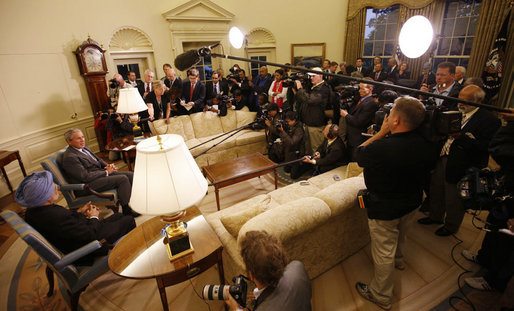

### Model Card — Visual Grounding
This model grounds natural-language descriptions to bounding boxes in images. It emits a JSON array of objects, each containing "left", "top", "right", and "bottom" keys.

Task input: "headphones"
[{"left": 327, "top": 124, "right": 337, "bottom": 139}]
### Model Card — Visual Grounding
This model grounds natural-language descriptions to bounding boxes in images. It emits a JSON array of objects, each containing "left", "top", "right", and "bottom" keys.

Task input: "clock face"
[{"left": 84, "top": 47, "right": 104, "bottom": 72}]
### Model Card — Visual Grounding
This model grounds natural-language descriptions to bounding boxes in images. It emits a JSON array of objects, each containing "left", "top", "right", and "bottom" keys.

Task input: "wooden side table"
[
  {"left": 108, "top": 206, "right": 224, "bottom": 311},
  {"left": 0, "top": 150, "right": 27, "bottom": 193}
]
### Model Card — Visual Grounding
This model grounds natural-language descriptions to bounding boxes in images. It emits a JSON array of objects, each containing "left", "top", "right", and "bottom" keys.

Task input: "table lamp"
[
  {"left": 129, "top": 134, "right": 208, "bottom": 261},
  {"left": 116, "top": 88, "right": 148, "bottom": 137}
]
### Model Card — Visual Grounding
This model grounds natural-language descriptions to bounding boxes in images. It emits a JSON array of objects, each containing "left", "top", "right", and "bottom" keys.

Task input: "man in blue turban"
[{"left": 15, "top": 171, "right": 136, "bottom": 265}]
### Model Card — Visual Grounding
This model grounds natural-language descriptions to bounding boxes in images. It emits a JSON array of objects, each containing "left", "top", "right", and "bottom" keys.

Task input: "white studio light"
[
  {"left": 229, "top": 27, "right": 244, "bottom": 49},
  {"left": 399, "top": 16, "right": 434, "bottom": 58}
]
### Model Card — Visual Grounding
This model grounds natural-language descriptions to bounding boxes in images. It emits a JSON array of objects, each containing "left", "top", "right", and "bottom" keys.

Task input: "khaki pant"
[
  {"left": 304, "top": 125, "right": 325, "bottom": 154},
  {"left": 367, "top": 209, "right": 417, "bottom": 305}
]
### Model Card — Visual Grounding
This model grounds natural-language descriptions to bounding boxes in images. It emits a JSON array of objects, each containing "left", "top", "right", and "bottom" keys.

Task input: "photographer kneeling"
[
  {"left": 106, "top": 106, "right": 134, "bottom": 161},
  {"left": 277, "top": 111, "right": 305, "bottom": 179},
  {"left": 354, "top": 96, "right": 435, "bottom": 310},
  {"left": 225, "top": 231, "right": 311, "bottom": 311},
  {"left": 302, "top": 124, "right": 347, "bottom": 175},
  {"left": 261, "top": 103, "right": 282, "bottom": 163}
]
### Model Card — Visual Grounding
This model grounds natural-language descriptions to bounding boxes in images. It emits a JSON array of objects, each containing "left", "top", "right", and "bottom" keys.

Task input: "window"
[
  {"left": 250, "top": 56, "right": 267, "bottom": 78},
  {"left": 191, "top": 55, "right": 213, "bottom": 82},
  {"left": 117, "top": 64, "right": 141, "bottom": 81},
  {"left": 363, "top": 6, "right": 399, "bottom": 69},
  {"left": 435, "top": 0, "right": 482, "bottom": 68}
]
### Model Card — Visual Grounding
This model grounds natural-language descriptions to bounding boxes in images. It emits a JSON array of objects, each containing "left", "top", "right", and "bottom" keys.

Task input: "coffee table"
[
  {"left": 202, "top": 152, "right": 278, "bottom": 211},
  {"left": 108, "top": 206, "right": 224, "bottom": 311}
]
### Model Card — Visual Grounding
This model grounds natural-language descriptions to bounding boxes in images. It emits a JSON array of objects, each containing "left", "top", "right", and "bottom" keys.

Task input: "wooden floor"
[{"left": 0, "top": 169, "right": 499, "bottom": 311}]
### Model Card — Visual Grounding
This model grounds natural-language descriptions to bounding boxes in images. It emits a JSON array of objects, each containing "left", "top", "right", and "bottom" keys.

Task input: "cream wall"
[{"left": 0, "top": 0, "right": 348, "bottom": 196}]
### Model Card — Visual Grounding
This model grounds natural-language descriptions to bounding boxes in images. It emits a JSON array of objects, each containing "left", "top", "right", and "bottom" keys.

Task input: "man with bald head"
[
  {"left": 108, "top": 73, "right": 133, "bottom": 106},
  {"left": 418, "top": 85, "right": 501, "bottom": 236},
  {"left": 251, "top": 66, "right": 273, "bottom": 108}
]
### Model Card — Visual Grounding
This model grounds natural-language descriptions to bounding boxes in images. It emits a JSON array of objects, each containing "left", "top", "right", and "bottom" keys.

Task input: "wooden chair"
[{"left": 0, "top": 209, "right": 110, "bottom": 311}]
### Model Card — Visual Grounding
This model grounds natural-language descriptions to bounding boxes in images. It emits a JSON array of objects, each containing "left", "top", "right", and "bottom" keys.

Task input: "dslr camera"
[
  {"left": 109, "top": 78, "right": 120, "bottom": 89},
  {"left": 203, "top": 275, "right": 248, "bottom": 308},
  {"left": 275, "top": 119, "right": 287, "bottom": 131}
]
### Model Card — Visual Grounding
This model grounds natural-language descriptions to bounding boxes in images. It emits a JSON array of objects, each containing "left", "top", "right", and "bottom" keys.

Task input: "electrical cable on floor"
[
  {"left": 448, "top": 233, "right": 477, "bottom": 311},
  {"left": 189, "top": 278, "right": 212, "bottom": 311}
]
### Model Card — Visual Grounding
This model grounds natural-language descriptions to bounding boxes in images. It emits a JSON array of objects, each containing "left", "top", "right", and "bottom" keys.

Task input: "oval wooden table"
[{"left": 108, "top": 206, "right": 225, "bottom": 311}]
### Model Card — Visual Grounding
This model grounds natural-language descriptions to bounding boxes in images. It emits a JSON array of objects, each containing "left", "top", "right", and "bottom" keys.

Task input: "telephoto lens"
[{"left": 202, "top": 284, "right": 230, "bottom": 301}]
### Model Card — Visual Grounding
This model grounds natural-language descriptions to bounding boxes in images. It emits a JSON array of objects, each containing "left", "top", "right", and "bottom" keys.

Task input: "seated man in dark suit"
[
  {"left": 62, "top": 128, "right": 139, "bottom": 217},
  {"left": 15, "top": 171, "right": 136, "bottom": 265},
  {"left": 225, "top": 231, "right": 311, "bottom": 311},
  {"left": 178, "top": 68, "right": 206, "bottom": 115},
  {"left": 205, "top": 72, "right": 229, "bottom": 101},
  {"left": 303, "top": 124, "right": 348, "bottom": 174}
]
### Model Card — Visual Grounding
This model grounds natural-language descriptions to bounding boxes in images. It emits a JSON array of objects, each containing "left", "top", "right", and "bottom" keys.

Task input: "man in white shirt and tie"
[
  {"left": 62, "top": 128, "right": 139, "bottom": 217},
  {"left": 137, "top": 69, "right": 154, "bottom": 99}
]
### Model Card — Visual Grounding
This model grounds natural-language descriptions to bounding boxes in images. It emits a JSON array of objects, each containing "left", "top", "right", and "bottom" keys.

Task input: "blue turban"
[{"left": 15, "top": 171, "right": 55, "bottom": 208}]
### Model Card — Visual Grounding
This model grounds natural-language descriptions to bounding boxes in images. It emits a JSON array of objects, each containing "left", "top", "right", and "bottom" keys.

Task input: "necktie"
[
  {"left": 375, "top": 72, "right": 379, "bottom": 80},
  {"left": 190, "top": 84, "right": 194, "bottom": 101},
  {"left": 146, "top": 84, "right": 150, "bottom": 93},
  {"left": 81, "top": 149, "right": 97, "bottom": 162}
]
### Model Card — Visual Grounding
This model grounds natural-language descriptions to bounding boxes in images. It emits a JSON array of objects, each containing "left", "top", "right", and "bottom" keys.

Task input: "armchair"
[
  {"left": 0, "top": 209, "right": 110, "bottom": 311},
  {"left": 40, "top": 149, "right": 118, "bottom": 210}
]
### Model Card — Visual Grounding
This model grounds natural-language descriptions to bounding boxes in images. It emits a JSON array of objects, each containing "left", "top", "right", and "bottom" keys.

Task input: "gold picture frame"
[{"left": 291, "top": 43, "right": 326, "bottom": 68}]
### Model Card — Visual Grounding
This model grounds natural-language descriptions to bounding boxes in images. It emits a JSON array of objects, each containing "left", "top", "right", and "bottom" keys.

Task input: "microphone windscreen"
[{"left": 174, "top": 50, "right": 201, "bottom": 71}]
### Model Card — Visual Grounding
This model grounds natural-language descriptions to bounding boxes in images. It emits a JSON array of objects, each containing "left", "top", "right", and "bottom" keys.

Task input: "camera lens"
[{"left": 202, "top": 285, "right": 229, "bottom": 301}]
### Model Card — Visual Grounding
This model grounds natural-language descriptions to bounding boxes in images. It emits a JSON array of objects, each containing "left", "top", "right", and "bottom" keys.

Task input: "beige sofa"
[
  {"left": 148, "top": 108, "right": 267, "bottom": 167},
  {"left": 205, "top": 163, "right": 370, "bottom": 280}
]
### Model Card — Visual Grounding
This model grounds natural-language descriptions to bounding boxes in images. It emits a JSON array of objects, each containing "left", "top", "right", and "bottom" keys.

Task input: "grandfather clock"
[{"left": 74, "top": 37, "right": 110, "bottom": 151}]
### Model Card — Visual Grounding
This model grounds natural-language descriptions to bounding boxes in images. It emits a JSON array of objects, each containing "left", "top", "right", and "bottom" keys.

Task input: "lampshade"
[
  {"left": 229, "top": 27, "right": 244, "bottom": 49},
  {"left": 129, "top": 134, "right": 208, "bottom": 215},
  {"left": 116, "top": 88, "right": 148, "bottom": 113},
  {"left": 399, "top": 15, "right": 434, "bottom": 59}
]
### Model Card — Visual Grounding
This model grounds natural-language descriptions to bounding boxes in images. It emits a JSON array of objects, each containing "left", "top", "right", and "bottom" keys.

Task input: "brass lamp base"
[
  {"left": 129, "top": 114, "right": 143, "bottom": 138},
  {"left": 162, "top": 212, "right": 194, "bottom": 261}
]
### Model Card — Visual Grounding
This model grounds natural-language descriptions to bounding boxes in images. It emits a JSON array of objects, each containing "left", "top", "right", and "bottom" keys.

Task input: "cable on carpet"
[
  {"left": 448, "top": 233, "right": 477, "bottom": 311},
  {"left": 189, "top": 278, "right": 212, "bottom": 311}
]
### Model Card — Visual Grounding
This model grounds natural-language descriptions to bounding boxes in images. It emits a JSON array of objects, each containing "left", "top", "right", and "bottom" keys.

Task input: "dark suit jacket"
[
  {"left": 428, "top": 82, "right": 462, "bottom": 111},
  {"left": 205, "top": 80, "right": 229, "bottom": 100},
  {"left": 386, "top": 66, "right": 399, "bottom": 83},
  {"left": 25, "top": 204, "right": 135, "bottom": 265},
  {"left": 369, "top": 70, "right": 387, "bottom": 82},
  {"left": 137, "top": 81, "right": 153, "bottom": 99},
  {"left": 162, "top": 76, "right": 182, "bottom": 89},
  {"left": 62, "top": 146, "right": 107, "bottom": 184},
  {"left": 446, "top": 108, "right": 501, "bottom": 183},
  {"left": 352, "top": 66, "right": 371, "bottom": 77},
  {"left": 181, "top": 80, "right": 206, "bottom": 113},
  {"left": 345, "top": 96, "right": 378, "bottom": 148},
  {"left": 316, "top": 136, "right": 348, "bottom": 173}
]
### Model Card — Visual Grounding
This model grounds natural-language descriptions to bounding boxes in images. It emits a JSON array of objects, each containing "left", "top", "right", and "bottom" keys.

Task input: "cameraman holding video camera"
[
  {"left": 354, "top": 96, "right": 435, "bottom": 310},
  {"left": 224, "top": 231, "right": 311, "bottom": 311}
]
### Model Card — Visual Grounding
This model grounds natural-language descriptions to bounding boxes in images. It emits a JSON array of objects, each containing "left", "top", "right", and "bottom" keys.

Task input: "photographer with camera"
[
  {"left": 418, "top": 85, "right": 501, "bottom": 236},
  {"left": 295, "top": 67, "right": 331, "bottom": 154},
  {"left": 262, "top": 103, "right": 282, "bottom": 163},
  {"left": 302, "top": 124, "right": 347, "bottom": 175},
  {"left": 250, "top": 94, "right": 271, "bottom": 130},
  {"left": 354, "top": 96, "right": 435, "bottom": 310},
  {"left": 419, "top": 61, "right": 461, "bottom": 110},
  {"left": 107, "top": 73, "right": 133, "bottom": 107},
  {"left": 276, "top": 111, "right": 305, "bottom": 179},
  {"left": 460, "top": 108, "right": 514, "bottom": 293},
  {"left": 229, "top": 69, "right": 254, "bottom": 110},
  {"left": 340, "top": 78, "right": 379, "bottom": 161},
  {"left": 105, "top": 106, "right": 134, "bottom": 161},
  {"left": 224, "top": 231, "right": 311, "bottom": 311}
]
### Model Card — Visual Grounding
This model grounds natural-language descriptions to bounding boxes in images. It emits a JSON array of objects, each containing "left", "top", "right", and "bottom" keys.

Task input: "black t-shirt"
[{"left": 356, "top": 130, "right": 436, "bottom": 220}]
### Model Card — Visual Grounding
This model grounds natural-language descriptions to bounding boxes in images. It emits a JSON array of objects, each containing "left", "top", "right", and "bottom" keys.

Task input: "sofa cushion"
[
  {"left": 314, "top": 176, "right": 366, "bottom": 216},
  {"left": 345, "top": 162, "right": 363, "bottom": 179},
  {"left": 190, "top": 111, "right": 224, "bottom": 139},
  {"left": 220, "top": 109, "right": 238, "bottom": 133},
  {"left": 235, "top": 130, "right": 266, "bottom": 146},
  {"left": 269, "top": 182, "right": 321, "bottom": 205},
  {"left": 238, "top": 197, "right": 332, "bottom": 244},
  {"left": 148, "top": 119, "right": 169, "bottom": 136},
  {"left": 220, "top": 195, "right": 276, "bottom": 237},
  {"left": 179, "top": 115, "right": 195, "bottom": 141},
  {"left": 236, "top": 110, "right": 257, "bottom": 128},
  {"left": 307, "top": 166, "right": 348, "bottom": 189},
  {"left": 197, "top": 134, "right": 237, "bottom": 153}
]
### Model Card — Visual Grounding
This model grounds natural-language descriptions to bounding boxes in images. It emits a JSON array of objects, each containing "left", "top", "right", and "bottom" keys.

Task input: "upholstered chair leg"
[{"left": 45, "top": 266, "right": 54, "bottom": 297}]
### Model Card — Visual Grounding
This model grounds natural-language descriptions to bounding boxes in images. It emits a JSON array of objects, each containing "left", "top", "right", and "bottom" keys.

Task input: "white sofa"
[
  {"left": 148, "top": 109, "right": 267, "bottom": 167},
  {"left": 205, "top": 163, "right": 370, "bottom": 280}
]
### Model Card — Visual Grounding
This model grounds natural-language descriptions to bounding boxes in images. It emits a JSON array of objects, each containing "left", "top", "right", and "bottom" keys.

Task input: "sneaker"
[
  {"left": 355, "top": 282, "right": 392, "bottom": 310},
  {"left": 461, "top": 250, "right": 479, "bottom": 264},
  {"left": 464, "top": 277, "right": 493, "bottom": 291}
]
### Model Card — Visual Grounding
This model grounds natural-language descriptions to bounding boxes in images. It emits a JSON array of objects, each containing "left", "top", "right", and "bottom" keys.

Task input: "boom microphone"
[{"left": 174, "top": 43, "right": 221, "bottom": 71}]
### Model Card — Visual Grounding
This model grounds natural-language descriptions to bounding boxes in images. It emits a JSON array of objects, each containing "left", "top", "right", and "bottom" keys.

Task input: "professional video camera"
[
  {"left": 372, "top": 103, "right": 394, "bottom": 132},
  {"left": 227, "top": 66, "right": 240, "bottom": 83},
  {"left": 214, "top": 95, "right": 234, "bottom": 117},
  {"left": 281, "top": 72, "right": 310, "bottom": 88},
  {"left": 109, "top": 78, "right": 120, "bottom": 89},
  {"left": 458, "top": 168, "right": 507, "bottom": 211},
  {"left": 202, "top": 275, "right": 248, "bottom": 308},
  {"left": 335, "top": 83, "right": 360, "bottom": 110},
  {"left": 421, "top": 98, "right": 462, "bottom": 138}
]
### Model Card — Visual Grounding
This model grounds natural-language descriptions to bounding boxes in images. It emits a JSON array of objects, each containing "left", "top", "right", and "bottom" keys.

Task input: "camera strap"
[{"left": 252, "top": 286, "right": 275, "bottom": 311}]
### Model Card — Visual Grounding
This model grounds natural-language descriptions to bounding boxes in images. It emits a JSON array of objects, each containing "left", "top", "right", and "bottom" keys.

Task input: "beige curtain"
[
  {"left": 467, "top": 0, "right": 511, "bottom": 77},
  {"left": 347, "top": 0, "right": 433, "bottom": 20},
  {"left": 343, "top": 8, "right": 366, "bottom": 67}
]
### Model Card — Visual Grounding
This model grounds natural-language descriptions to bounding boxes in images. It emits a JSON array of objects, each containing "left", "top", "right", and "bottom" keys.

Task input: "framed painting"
[{"left": 291, "top": 43, "right": 326, "bottom": 67}]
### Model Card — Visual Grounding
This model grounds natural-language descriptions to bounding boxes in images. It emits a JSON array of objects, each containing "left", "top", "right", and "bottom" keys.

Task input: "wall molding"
[{"left": 0, "top": 116, "right": 97, "bottom": 197}]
